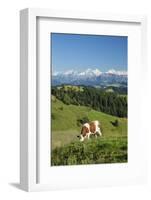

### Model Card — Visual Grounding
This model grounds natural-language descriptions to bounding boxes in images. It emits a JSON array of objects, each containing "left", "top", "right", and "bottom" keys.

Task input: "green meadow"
[{"left": 51, "top": 96, "right": 128, "bottom": 166}]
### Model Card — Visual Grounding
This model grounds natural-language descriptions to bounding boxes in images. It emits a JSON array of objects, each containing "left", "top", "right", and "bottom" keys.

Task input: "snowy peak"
[
  {"left": 79, "top": 68, "right": 102, "bottom": 77},
  {"left": 53, "top": 68, "right": 127, "bottom": 77},
  {"left": 52, "top": 68, "right": 127, "bottom": 86},
  {"left": 106, "top": 69, "right": 127, "bottom": 76}
]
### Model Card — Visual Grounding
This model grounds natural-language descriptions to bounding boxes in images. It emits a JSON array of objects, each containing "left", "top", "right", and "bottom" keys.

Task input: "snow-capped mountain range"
[{"left": 52, "top": 68, "right": 127, "bottom": 87}]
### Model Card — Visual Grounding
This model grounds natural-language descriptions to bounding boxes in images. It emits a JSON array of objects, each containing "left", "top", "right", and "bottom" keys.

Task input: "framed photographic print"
[{"left": 20, "top": 8, "right": 147, "bottom": 191}]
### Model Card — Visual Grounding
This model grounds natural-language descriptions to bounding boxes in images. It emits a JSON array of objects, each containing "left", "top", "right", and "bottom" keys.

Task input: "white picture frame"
[{"left": 20, "top": 8, "right": 147, "bottom": 192}]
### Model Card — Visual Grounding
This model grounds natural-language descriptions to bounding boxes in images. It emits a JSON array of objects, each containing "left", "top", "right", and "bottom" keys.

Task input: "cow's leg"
[
  {"left": 80, "top": 135, "right": 84, "bottom": 142},
  {"left": 87, "top": 132, "right": 91, "bottom": 139},
  {"left": 97, "top": 128, "right": 102, "bottom": 136}
]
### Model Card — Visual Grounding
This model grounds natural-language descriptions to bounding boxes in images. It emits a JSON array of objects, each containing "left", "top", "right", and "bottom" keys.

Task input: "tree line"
[{"left": 52, "top": 86, "right": 127, "bottom": 118}]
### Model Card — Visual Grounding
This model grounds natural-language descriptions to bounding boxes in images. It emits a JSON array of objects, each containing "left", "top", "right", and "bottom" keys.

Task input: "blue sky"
[{"left": 51, "top": 33, "right": 127, "bottom": 73}]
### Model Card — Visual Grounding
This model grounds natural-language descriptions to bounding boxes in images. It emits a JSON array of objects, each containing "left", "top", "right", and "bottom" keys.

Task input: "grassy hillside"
[
  {"left": 51, "top": 96, "right": 127, "bottom": 166},
  {"left": 51, "top": 95, "right": 127, "bottom": 150},
  {"left": 56, "top": 85, "right": 84, "bottom": 92}
]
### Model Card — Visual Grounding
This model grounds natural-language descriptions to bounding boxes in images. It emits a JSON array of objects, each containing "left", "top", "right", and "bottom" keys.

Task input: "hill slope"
[{"left": 51, "top": 96, "right": 127, "bottom": 150}]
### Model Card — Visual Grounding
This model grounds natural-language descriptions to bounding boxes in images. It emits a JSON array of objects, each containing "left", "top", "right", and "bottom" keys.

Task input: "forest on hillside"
[{"left": 52, "top": 85, "right": 127, "bottom": 118}]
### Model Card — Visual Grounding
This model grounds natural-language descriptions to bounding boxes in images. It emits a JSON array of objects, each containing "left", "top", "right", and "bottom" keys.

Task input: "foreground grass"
[
  {"left": 51, "top": 136, "right": 127, "bottom": 166},
  {"left": 51, "top": 97, "right": 127, "bottom": 165},
  {"left": 51, "top": 130, "right": 79, "bottom": 150}
]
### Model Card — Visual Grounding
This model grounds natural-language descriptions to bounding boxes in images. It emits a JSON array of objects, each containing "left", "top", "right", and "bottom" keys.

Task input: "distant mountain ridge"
[{"left": 52, "top": 68, "right": 127, "bottom": 87}]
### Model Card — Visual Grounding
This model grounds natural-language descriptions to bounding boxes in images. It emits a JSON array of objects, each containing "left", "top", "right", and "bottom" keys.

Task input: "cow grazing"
[{"left": 78, "top": 120, "right": 102, "bottom": 142}]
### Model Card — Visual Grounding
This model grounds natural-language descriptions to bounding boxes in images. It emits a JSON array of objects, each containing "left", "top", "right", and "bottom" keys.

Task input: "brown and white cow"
[{"left": 78, "top": 120, "right": 102, "bottom": 142}]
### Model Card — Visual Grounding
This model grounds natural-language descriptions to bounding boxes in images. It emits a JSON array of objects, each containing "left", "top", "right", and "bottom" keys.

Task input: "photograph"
[{"left": 51, "top": 33, "right": 128, "bottom": 166}]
